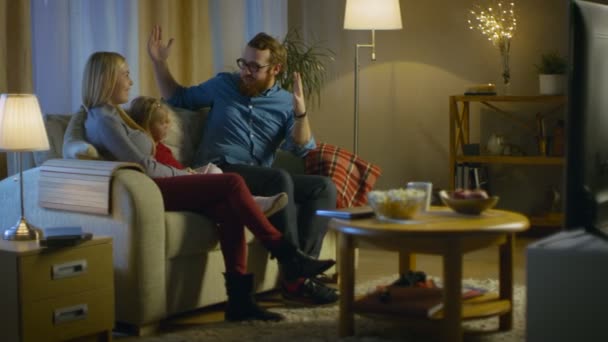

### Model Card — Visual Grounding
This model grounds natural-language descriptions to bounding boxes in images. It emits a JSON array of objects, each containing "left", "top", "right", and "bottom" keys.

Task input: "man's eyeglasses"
[{"left": 236, "top": 58, "right": 271, "bottom": 73}]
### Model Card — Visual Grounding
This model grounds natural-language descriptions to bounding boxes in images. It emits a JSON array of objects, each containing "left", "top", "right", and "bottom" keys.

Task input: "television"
[{"left": 566, "top": 0, "right": 608, "bottom": 238}]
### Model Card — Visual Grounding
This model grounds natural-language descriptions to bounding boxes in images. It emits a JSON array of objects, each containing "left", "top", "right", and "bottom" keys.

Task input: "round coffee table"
[{"left": 329, "top": 206, "right": 529, "bottom": 342}]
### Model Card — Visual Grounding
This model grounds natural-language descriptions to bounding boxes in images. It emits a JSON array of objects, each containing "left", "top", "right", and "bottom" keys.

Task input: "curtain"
[
  {"left": 0, "top": 0, "right": 33, "bottom": 179},
  {"left": 137, "top": 0, "right": 213, "bottom": 97},
  {"left": 32, "top": 0, "right": 139, "bottom": 114},
  {"left": 210, "top": 0, "right": 287, "bottom": 74},
  {"left": 31, "top": 0, "right": 213, "bottom": 111}
]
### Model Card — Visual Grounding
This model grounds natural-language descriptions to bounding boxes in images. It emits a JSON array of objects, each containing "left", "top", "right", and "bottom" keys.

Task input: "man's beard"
[{"left": 239, "top": 75, "right": 273, "bottom": 97}]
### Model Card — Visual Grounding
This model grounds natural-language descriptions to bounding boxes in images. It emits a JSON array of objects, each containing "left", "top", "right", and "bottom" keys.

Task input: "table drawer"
[
  {"left": 21, "top": 287, "right": 114, "bottom": 342},
  {"left": 19, "top": 242, "right": 113, "bottom": 302}
]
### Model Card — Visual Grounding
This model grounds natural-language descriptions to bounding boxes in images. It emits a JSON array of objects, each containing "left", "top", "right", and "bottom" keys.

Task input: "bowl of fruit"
[
  {"left": 439, "top": 189, "right": 499, "bottom": 215},
  {"left": 368, "top": 188, "right": 427, "bottom": 222}
]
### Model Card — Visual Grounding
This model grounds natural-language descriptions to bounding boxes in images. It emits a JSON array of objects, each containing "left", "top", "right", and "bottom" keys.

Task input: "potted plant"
[
  {"left": 534, "top": 51, "right": 568, "bottom": 95},
  {"left": 280, "top": 28, "right": 335, "bottom": 107}
]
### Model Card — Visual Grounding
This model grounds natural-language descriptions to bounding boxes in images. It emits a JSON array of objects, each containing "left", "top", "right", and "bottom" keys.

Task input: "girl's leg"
[{"left": 153, "top": 173, "right": 284, "bottom": 273}]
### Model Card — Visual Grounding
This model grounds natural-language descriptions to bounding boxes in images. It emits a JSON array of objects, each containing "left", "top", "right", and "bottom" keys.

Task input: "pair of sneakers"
[
  {"left": 255, "top": 193, "right": 338, "bottom": 305},
  {"left": 281, "top": 275, "right": 339, "bottom": 306}
]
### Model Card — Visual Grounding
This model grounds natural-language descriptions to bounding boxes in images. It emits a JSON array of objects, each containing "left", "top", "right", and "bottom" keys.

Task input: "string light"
[
  {"left": 467, "top": 1, "right": 517, "bottom": 87},
  {"left": 468, "top": 1, "right": 517, "bottom": 47}
]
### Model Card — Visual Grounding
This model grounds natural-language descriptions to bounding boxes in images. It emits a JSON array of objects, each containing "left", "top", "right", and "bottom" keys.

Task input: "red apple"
[
  {"left": 452, "top": 188, "right": 488, "bottom": 199},
  {"left": 469, "top": 189, "right": 489, "bottom": 199}
]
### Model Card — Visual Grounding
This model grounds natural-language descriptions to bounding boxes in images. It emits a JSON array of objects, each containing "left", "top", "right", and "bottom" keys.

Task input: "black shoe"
[
  {"left": 269, "top": 238, "right": 336, "bottom": 281},
  {"left": 281, "top": 250, "right": 336, "bottom": 281},
  {"left": 224, "top": 273, "right": 285, "bottom": 322},
  {"left": 282, "top": 277, "right": 339, "bottom": 306}
]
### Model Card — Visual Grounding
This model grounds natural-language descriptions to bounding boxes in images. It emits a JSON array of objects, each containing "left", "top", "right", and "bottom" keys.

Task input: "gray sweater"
[{"left": 84, "top": 105, "right": 189, "bottom": 178}]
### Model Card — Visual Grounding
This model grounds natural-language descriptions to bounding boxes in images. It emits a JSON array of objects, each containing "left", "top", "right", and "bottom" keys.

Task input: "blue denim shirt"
[{"left": 166, "top": 72, "right": 316, "bottom": 167}]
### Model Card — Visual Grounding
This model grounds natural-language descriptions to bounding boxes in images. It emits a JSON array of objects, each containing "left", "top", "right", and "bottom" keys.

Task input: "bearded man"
[{"left": 147, "top": 25, "right": 338, "bottom": 306}]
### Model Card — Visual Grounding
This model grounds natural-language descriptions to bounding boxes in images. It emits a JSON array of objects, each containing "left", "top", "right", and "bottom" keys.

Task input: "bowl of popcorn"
[
  {"left": 367, "top": 188, "right": 427, "bottom": 222},
  {"left": 439, "top": 189, "right": 499, "bottom": 215}
]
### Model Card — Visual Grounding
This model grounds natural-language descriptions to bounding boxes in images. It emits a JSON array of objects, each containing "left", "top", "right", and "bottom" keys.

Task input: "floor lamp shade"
[
  {"left": 0, "top": 94, "right": 50, "bottom": 241},
  {"left": 343, "top": 0, "right": 402, "bottom": 155},
  {"left": 344, "top": 0, "right": 402, "bottom": 30}
]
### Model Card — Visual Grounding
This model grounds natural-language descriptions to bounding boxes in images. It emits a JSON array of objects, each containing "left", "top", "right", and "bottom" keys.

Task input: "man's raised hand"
[
  {"left": 292, "top": 72, "right": 306, "bottom": 117},
  {"left": 147, "top": 25, "right": 174, "bottom": 64}
]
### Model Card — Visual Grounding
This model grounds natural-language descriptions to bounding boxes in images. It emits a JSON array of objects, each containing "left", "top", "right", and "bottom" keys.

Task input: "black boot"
[
  {"left": 224, "top": 273, "right": 285, "bottom": 322},
  {"left": 270, "top": 238, "right": 336, "bottom": 281}
]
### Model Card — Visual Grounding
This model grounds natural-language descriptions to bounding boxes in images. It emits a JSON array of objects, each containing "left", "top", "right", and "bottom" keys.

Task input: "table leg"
[
  {"left": 338, "top": 232, "right": 355, "bottom": 337},
  {"left": 498, "top": 233, "right": 514, "bottom": 330},
  {"left": 442, "top": 243, "right": 463, "bottom": 342},
  {"left": 398, "top": 251, "right": 416, "bottom": 275}
]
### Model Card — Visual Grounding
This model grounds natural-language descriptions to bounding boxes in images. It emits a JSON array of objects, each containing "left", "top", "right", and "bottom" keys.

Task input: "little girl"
[{"left": 128, "top": 95, "right": 287, "bottom": 217}]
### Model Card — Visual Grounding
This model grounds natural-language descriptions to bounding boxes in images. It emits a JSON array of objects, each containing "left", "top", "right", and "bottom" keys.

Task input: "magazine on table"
[{"left": 315, "top": 206, "right": 375, "bottom": 219}]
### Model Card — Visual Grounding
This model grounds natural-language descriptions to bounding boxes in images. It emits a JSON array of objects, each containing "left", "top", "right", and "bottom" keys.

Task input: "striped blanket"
[{"left": 305, "top": 143, "right": 382, "bottom": 208}]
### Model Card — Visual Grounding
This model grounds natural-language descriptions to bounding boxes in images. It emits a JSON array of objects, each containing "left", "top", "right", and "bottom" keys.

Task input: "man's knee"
[
  {"left": 314, "top": 176, "right": 337, "bottom": 200},
  {"left": 269, "top": 168, "right": 294, "bottom": 192}
]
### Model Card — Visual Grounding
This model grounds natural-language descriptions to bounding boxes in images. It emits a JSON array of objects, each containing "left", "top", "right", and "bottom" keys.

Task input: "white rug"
[{"left": 136, "top": 276, "right": 525, "bottom": 342}]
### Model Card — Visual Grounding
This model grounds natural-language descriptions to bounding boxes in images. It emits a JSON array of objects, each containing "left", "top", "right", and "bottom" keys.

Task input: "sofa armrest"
[{"left": 0, "top": 167, "right": 168, "bottom": 326}]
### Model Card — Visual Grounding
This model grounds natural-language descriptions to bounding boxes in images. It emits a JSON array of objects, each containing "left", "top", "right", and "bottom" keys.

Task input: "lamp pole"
[{"left": 353, "top": 29, "right": 376, "bottom": 155}]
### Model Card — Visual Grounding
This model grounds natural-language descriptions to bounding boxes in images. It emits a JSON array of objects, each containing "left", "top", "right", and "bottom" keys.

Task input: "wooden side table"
[
  {"left": 0, "top": 236, "right": 114, "bottom": 342},
  {"left": 329, "top": 207, "right": 529, "bottom": 342}
]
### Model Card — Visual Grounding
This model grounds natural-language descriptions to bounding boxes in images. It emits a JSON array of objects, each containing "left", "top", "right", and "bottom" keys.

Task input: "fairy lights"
[{"left": 468, "top": 1, "right": 517, "bottom": 88}]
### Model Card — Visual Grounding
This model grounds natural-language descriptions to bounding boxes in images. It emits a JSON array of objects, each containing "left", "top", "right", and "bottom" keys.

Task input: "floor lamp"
[
  {"left": 344, "top": 0, "right": 402, "bottom": 155},
  {"left": 0, "top": 94, "right": 50, "bottom": 241}
]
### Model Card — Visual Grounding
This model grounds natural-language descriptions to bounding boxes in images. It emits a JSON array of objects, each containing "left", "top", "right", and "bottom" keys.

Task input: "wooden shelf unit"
[{"left": 448, "top": 95, "right": 567, "bottom": 228}]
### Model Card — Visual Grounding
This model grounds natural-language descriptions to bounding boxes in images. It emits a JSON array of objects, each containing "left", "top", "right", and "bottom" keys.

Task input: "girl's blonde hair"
[
  {"left": 128, "top": 96, "right": 169, "bottom": 134},
  {"left": 81, "top": 51, "right": 143, "bottom": 133}
]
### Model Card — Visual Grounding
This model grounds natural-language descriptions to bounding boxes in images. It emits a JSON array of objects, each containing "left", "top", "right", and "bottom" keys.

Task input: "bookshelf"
[{"left": 448, "top": 95, "right": 567, "bottom": 227}]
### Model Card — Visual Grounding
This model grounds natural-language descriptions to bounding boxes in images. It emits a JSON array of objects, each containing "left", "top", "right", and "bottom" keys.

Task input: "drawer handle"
[
  {"left": 52, "top": 259, "right": 88, "bottom": 279},
  {"left": 53, "top": 304, "right": 88, "bottom": 324}
]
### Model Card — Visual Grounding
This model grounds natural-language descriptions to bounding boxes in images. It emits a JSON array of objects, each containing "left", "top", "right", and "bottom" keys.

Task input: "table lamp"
[
  {"left": 0, "top": 94, "right": 50, "bottom": 241},
  {"left": 344, "top": 0, "right": 402, "bottom": 154}
]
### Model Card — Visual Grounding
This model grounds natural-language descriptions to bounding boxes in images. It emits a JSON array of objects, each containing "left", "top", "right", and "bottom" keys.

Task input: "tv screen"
[{"left": 566, "top": 0, "right": 608, "bottom": 238}]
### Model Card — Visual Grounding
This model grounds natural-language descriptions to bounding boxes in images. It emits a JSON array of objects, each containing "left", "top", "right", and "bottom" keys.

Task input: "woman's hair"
[
  {"left": 81, "top": 51, "right": 143, "bottom": 132},
  {"left": 128, "top": 96, "right": 169, "bottom": 134},
  {"left": 82, "top": 51, "right": 125, "bottom": 108},
  {"left": 247, "top": 32, "right": 287, "bottom": 78}
]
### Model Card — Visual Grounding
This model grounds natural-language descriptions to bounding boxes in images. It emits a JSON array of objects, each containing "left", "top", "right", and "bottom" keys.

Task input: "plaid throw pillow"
[{"left": 305, "top": 143, "right": 382, "bottom": 208}]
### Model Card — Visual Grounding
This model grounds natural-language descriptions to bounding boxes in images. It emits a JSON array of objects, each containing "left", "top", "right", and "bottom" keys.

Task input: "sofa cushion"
[
  {"left": 33, "top": 114, "right": 71, "bottom": 166},
  {"left": 62, "top": 111, "right": 100, "bottom": 161},
  {"left": 44, "top": 106, "right": 206, "bottom": 168},
  {"left": 163, "top": 106, "right": 207, "bottom": 167}
]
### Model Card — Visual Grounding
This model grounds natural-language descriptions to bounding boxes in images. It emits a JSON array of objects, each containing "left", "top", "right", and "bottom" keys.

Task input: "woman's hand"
[
  {"left": 292, "top": 72, "right": 306, "bottom": 117},
  {"left": 147, "top": 25, "right": 174, "bottom": 64}
]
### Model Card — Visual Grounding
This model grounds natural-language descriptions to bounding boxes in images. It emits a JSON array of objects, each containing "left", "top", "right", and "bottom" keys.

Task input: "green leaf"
[
  {"left": 280, "top": 27, "right": 335, "bottom": 108},
  {"left": 534, "top": 51, "right": 567, "bottom": 74}
]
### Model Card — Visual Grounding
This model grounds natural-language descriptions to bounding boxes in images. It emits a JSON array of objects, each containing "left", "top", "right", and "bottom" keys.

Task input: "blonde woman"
[{"left": 79, "top": 51, "right": 335, "bottom": 322}]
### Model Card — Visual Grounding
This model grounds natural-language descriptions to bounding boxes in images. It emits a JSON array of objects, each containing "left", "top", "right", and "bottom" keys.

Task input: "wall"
[{"left": 288, "top": 0, "right": 569, "bottom": 192}]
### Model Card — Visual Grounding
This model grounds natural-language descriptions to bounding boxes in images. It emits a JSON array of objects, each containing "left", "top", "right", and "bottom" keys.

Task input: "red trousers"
[{"left": 153, "top": 173, "right": 283, "bottom": 274}]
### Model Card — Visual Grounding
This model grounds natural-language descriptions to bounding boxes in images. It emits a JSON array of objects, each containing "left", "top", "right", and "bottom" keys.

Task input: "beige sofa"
[{"left": 0, "top": 108, "right": 337, "bottom": 334}]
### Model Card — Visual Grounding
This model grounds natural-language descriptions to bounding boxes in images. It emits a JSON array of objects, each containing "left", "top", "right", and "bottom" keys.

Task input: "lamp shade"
[
  {"left": 0, "top": 94, "right": 50, "bottom": 152},
  {"left": 344, "top": 0, "right": 403, "bottom": 30}
]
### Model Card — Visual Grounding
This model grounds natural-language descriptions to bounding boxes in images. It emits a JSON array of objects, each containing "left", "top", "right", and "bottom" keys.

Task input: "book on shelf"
[
  {"left": 315, "top": 206, "right": 374, "bottom": 219},
  {"left": 354, "top": 284, "right": 488, "bottom": 318},
  {"left": 355, "top": 286, "right": 443, "bottom": 318}
]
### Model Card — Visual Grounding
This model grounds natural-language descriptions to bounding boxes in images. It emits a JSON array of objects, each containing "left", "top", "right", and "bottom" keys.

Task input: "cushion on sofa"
[
  {"left": 162, "top": 106, "right": 208, "bottom": 167},
  {"left": 35, "top": 106, "right": 208, "bottom": 168},
  {"left": 33, "top": 114, "right": 71, "bottom": 166}
]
